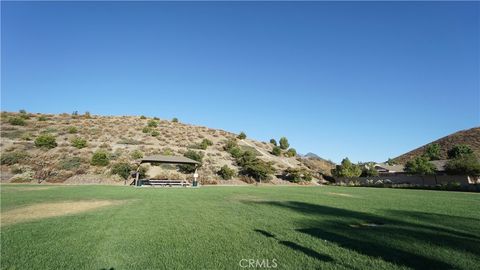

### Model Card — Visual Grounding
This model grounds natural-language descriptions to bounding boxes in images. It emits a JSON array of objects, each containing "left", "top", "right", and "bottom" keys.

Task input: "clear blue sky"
[{"left": 2, "top": 1, "right": 479, "bottom": 163}]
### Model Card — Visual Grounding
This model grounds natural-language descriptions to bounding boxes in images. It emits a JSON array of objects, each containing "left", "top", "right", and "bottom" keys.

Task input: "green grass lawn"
[{"left": 1, "top": 185, "right": 479, "bottom": 270}]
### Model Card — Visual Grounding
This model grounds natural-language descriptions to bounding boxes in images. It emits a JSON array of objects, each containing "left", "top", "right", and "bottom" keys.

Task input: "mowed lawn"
[{"left": 1, "top": 185, "right": 479, "bottom": 270}]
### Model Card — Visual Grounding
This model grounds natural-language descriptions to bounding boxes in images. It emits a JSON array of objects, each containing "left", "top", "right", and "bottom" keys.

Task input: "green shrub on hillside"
[
  {"left": 153, "top": 117, "right": 160, "bottom": 120},
  {"left": 217, "top": 165, "right": 235, "bottom": 180},
  {"left": 111, "top": 162, "right": 134, "bottom": 180},
  {"left": 35, "top": 134, "right": 57, "bottom": 149},
  {"left": 223, "top": 140, "right": 275, "bottom": 182},
  {"left": 19, "top": 110, "right": 30, "bottom": 119},
  {"left": 140, "top": 115, "right": 147, "bottom": 119},
  {"left": 239, "top": 159, "right": 274, "bottom": 181},
  {"left": 147, "top": 120, "right": 158, "bottom": 127},
  {"left": 270, "top": 139, "right": 277, "bottom": 146},
  {"left": 68, "top": 126, "right": 78, "bottom": 134},
  {"left": 224, "top": 139, "right": 238, "bottom": 151},
  {"left": 194, "top": 138, "right": 214, "bottom": 150},
  {"left": 58, "top": 157, "right": 82, "bottom": 170},
  {"left": 38, "top": 115, "right": 48, "bottom": 121},
  {"left": 179, "top": 150, "right": 203, "bottom": 173},
  {"left": 142, "top": 127, "right": 152, "bottom": 133},
  {"left": 272, "top": 146, "right": 281, "bottom": 156},
  {"left": 332, "top": 158, "right": 362, "bottom": 178},
  {"left": 229, "top": 147, "right": 243, "bottom": 158},
  {"left": 131, "top": 150, "right": 144, "bottom": 160},
  {"left": 0, "top": 151, "right": 29, "bottom": 165},
  {"left": 172, "top": 117, "right": 179, "bottom": 123},
  {"left": 279, "top": 137, "right": 289, "bottom": 150},
  {"left": 91, "top": 150, "right": 110, "bottom": 166},
  {"left": 71, "top": 137, "right": 87, "bottom": 149},
  {"left": 8, "top": 117, "right": 26, "bottom": 126},
  {"left": 423, "top": 143, "right": 441, "bottom": 161},
  {"left": 447, "top": 144, "right": 474, "bottom": 159},
  {"left": 445, "top": 155, "right": 480, "bottom": 176},
  {"left": 286, "top": 148, "right": 297, "bottom": 157},
  {"left": 405, "top": 156, "right": 436, "bottom": 175},
  {"left": 283, "top": 167, "right": 312, "bottom": 183},
  {"left": 237, "top": 132, "right": 247, "bottom": 140},
  {"left": 151, "top": 130, "right": 160, "bottom": 137}
]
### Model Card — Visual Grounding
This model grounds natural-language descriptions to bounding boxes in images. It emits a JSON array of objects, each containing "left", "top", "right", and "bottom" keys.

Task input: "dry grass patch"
[
  {"left": 1, "top": 200, "right": 125, "bottom": 226},
  {"left": 2, "top": 186, "right": 55, "bottom": 192},
  {"left": 326, "top": 192, "right": 356, "bottom": 198}
]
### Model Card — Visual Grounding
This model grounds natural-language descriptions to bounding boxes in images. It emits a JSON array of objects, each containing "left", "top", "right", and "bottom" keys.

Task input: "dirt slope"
[
  {"left": 393, "top": 127, "right": 480, "bottom": 164},
  {"left": 0, "top": 112, "right": 332, "bottom": 184}
]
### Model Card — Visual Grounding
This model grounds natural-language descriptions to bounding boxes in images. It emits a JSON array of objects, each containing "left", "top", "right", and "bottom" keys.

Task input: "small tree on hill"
[
  {"left": 111, "top": 162, "right": 134, "bottom": 179},
  {"left": 447, "top": 144, "right": 474, "bottom": 159},
  {"left": 445, "top": 154, "right": 480, "bottom": 176},
  {"left": 283, "top": 167, "right": 312, "bottom": 183},
  {"left": 271, "top": 146, "right": 281, "bottom": 156},
  {"left": 404, "top": 156, "right": 435, "bottom": 175},
  {"left": 279, "top": 137, "right": 289, "bottom": 150},
  {"left": 332, "top": 158, "right": 362, "bottom": 178},
  {"left": 179, "top": 150, "right": 203, "bottom": 173},
  {"left": 237, "top": 132, "right": 247, "bottom": 140},
  {"left": 172, "top": 117, "right": 179, "bottom": 123},
  {"left": 239, "top": 160, "right": 274, "bottom": 182},
  {"left": 423, "top": 143, "right": 441, "bottom": 160},
  {"left": 217, "top": 165, "right": 235, "bottom": 180},
  {"left": 270, "top": 139, "right": 277, "bottom": 146},
  {"left": 91, "top": 150, "right": 110, "bottom": 166}
]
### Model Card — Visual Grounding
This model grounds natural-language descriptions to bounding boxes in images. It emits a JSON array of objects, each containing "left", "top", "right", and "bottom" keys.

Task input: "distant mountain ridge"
[
  {"left": 393, "top": 127, "right": 480, "bottom": 164},
  {"left": 304, "top": 152, "right": 322, "bottom": 159}
]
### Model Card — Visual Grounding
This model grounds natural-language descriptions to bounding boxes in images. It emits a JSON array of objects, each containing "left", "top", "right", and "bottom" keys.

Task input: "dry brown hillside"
[
  {"left": 393, "top": 127, "right": 480, "bottom": 164},
  {"left": 0, "top": 112, "right": 333, "bottom": 184}
]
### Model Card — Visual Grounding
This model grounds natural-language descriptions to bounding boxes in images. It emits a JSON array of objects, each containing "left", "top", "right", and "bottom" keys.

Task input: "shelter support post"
[{"left": 193, "top": 166, "right": 199, "bottom": 187}]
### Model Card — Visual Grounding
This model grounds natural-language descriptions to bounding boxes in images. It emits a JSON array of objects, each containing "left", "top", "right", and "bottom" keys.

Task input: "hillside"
[
  {"left": 0, "top": 112, "right": 334, "bottom": 184},
  {"left": 393, "top": 127, "right": 480, "bottom": 164}
]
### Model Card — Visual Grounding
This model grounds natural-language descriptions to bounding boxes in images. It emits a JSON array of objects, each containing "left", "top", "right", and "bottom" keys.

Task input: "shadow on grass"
[
  {"left": 254, "top": 229, "right": 333, "bottom": 262},
  {"left": 251, "top": 201, "right": 480, "bottom": 269}
]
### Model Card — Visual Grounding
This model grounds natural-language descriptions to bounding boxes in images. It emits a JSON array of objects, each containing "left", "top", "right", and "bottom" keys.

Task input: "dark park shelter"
[{"left": 133, "top": 155, "right": 200, "bottom": 187}]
